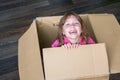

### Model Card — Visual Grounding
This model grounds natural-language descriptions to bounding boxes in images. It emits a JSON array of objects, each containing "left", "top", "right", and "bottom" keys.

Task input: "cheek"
[
  {"left": 76, "top": 27, "right": 82, "bottom": 34},
  {"left": 63, "top": 27, "right": 69, "bottom": 33}
]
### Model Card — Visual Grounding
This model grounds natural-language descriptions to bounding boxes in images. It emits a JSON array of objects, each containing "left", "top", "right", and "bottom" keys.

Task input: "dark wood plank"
[{"left": 0, "top": 71, "right": 19, "bottom": 80}]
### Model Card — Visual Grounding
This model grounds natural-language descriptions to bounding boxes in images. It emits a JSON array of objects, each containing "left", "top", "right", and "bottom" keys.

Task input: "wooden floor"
[{"left": 0, "top": 0, "right": 120, "bottom": 80}]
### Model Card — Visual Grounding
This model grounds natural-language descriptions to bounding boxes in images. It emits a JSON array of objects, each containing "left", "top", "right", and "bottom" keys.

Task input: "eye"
[
  {"left": 74, "top": 22, "right": 79, "bottom": 26},
  {"left": 64, "top": 23, "right": 70, "bottom": 27},
  {"left": 75, "top": 22, "right": 79, "bottom": 24}
]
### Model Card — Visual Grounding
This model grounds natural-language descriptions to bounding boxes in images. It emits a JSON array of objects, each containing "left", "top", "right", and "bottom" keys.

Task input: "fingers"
[
  {"left": 72, "top": 43, "right": 79, "bottom": 48},
  {"left": 62, "top": 43, "right": 72, "bottom": 49},
  {"left": 62, "top": 43, "right": 80, "bottom": 49}
]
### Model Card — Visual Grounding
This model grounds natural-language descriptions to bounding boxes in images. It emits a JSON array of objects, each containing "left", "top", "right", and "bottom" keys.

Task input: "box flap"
[
  {"left": 43, "top": 43, "right": 109, "bottom": 80},
  {"left": 88, "top": 14, "right": 120, "bottom": 73},
  {"left": 18, "top": 20, "right": 44, "bottom": 80},
  {"left": 36, "top": 17, "right": 60, "bottom": 48},
  {"left": 35, "top": 15, "right": 94, "bottom": 48}
]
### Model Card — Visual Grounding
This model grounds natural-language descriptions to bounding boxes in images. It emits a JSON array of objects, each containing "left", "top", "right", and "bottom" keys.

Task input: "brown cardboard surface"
[
  {"left": 36, "top": 15, "right": 89, "bottom": 48},
  {"left": 18, "top": 14, "right": 120, "bottom": 80},
  {"left": 36, "top": 17, "right": 60, "bottom": 48},
  {"left": 76, "top": 76, "right": 109, "bottom": 80},
  {"left": 43, "top": 43, "right": 109, "bottom": 80},
  {"left": 18, "top": 20, "right": 44, "bottom": 80},
  {"left": 88, "top": 14, "right": 120, "bottom": 73}
]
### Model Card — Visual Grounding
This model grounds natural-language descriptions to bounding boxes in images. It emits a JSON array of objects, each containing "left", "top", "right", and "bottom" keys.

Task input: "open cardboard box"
[{"left": 18, "top": 14, "right": 120, "bottom": 80}]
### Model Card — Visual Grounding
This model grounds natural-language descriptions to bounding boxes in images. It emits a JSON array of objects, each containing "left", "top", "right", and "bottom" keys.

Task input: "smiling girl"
[{"left": 52, "top": 12, "right": 95, "bottom": 48}]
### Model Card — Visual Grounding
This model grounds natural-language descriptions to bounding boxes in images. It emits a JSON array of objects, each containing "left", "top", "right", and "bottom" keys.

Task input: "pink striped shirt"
[{"left": 52, "top": 36, "right": 95, "bottom": 47}]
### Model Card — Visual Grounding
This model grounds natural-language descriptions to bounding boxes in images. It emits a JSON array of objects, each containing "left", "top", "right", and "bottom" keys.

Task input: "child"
[{"left": 52, "top": 12, "right": 95, "bottom": 48}]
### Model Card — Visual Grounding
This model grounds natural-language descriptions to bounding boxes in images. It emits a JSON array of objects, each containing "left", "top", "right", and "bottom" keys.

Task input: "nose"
[{"left": 70, "top": 25, "right": 76, "bottom": 30}]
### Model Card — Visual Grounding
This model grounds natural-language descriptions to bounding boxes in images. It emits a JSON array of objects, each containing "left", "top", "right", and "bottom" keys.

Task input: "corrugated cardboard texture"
[
  {"left": 43, "top": 43, "right": 109, "bottom": 80},
  {"left": 88, "top": 14, "right": 120, "bottom": 73},
  {"left": 18, "top": 20, "right": 44, "bottom": 80}
]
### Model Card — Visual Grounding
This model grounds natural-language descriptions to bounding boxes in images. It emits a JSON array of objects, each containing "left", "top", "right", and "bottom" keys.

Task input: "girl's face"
[{"left": 62, "top": 15, "right": 82, "bottom": 42}]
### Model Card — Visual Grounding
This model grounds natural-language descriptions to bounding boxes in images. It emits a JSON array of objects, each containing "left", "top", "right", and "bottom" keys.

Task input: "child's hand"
[{"left": 61, "top": 43, "right": 80, "bottom": 49}]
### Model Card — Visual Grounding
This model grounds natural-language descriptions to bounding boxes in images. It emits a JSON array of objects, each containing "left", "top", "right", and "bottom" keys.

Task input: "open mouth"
[{"left": 69, "top": 31, "right": 77, "bottom": 34}]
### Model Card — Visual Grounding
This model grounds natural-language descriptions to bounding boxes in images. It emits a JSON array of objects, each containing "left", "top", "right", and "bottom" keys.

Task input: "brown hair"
[{"left": 57, "top": 11, "right": 89, "bottom": 46}]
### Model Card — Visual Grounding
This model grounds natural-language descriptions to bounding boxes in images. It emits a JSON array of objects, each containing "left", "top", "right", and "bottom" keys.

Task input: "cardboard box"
[
  {"left": 43, "top": 43, "right": 109, "bottom": 80},
  {"left": 18, "top": 14, "right": 120, "bottom": 80}
]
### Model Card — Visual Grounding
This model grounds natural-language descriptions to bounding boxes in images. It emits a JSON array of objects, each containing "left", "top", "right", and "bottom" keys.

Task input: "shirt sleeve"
[
  {"left": 51, "top": 40, "right": 59, "bottom": 48},
  {"left": 88, "top": 37, "right": 95, "bottom": 44}
]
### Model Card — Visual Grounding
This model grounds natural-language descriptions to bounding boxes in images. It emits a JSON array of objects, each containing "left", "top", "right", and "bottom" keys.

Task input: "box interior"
[{"left": 36, "top": 15, "right": 97, "bottom": 49}]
